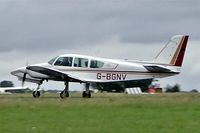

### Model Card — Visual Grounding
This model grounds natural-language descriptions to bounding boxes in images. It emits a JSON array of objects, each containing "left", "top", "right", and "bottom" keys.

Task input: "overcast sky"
[{"left": 0, "top": 0, "right": 200, "bottom": 91}]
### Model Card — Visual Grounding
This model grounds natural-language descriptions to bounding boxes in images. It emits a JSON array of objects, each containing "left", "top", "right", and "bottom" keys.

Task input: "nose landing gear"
[
  {"left": 33, "top": 82, "right": 42, "bottom": 98},
  {"left": 33, "top": 91, "right": 40, "bottom": 98}
]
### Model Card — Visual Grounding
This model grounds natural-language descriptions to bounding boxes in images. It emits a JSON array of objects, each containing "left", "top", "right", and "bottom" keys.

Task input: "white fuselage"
[{"left": 11, "top": 54, "right": 178, "bottom": 84}]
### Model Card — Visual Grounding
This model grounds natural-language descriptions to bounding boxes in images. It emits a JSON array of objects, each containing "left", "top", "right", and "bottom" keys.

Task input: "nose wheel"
[
  {"left": 33, "top": 82, "right": 42, "bottom": 98},
  {"left": 33, "top": 91, "right": 40, "bottom": 98}
]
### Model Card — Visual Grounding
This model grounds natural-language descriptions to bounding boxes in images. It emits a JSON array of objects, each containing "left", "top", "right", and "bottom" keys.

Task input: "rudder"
[{"left": 154, "top": 35, "right": 189, "bottom": 67}]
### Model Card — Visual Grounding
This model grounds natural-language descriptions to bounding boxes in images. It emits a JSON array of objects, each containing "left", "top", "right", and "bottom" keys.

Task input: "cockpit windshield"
[
  {"left": 48, "top": 56, "right": 58, "bottom": 65},
  {"left": 54, "top": 57, "right": 73, "bottom": 66}
]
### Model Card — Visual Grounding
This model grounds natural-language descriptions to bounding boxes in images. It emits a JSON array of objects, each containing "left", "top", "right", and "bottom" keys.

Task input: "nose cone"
[{"left": 11, "top": 67, "right": 27, "bottom": 77}]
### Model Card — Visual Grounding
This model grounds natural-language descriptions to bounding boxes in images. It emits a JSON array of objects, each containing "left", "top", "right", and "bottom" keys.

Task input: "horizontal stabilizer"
[{"left": 144, "top": 65, "right": 174, "bottom": 73}]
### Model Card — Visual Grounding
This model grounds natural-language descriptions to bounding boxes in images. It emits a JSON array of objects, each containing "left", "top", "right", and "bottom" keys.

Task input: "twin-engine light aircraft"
[{"left": 11, "top": 35, "right": 189, "bottom": 98}]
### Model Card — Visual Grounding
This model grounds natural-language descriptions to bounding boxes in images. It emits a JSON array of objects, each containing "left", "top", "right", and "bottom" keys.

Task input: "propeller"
[
  {"left": 22, "top": 73, "right": 27, "bottom": 87},
  {"left": 21, "top": 45, "right": 29, "bottom": 87},
  {"left": 21, "top": 59, "right": 29, "bottom": 87}
]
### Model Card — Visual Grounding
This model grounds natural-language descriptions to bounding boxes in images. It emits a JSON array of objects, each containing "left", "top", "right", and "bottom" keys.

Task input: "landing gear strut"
[
  {"left": 60, "top": 81, "right": 69, "bottom": 99},
  {"left": 33, "top": 83, "right": 42, "bottom": 98},
  {"left": 82, "top": 83, "right": 91, "bottom": 98}
]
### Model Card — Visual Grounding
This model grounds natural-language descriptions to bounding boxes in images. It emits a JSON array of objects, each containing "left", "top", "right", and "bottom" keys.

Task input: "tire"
[
  {"left": 60, "top": 91, "right": 69, "bottom": 99},
  {"left": 82, "top": 91, "right": 87, "bottom": 98},
  {"left": 82, "top": 91, "right": 91, "bottom": 98},
  {"left": 33, "top": 91, "right": 40, "bottom": 98},
  {"left": 87, "top": 91, "right": 91, "bottom": 98}
]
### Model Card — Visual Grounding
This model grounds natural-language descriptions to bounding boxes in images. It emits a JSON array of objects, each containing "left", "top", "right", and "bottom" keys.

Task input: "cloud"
[
  {"left": 0, "top": 0, "right": 199, "bottom": 91},
  {"left": 0, "top": 0, "right": 200, "bottom": 53}
]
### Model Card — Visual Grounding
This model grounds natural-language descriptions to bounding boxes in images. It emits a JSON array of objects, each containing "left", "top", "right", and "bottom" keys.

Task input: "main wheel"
[
  {"left": 82, "top": 91, "right": 91, "bottom": 98},
  {"left": 33, "top": 91, "right": 40, "bottom": 98},
  {"left": 82, "top": 91, "right": 87, "bottom": 98},
  {"left": 60, "top": 91, "right": 69, "bottom": 99},
  {"left": 87, "top": 91, "right": 91, "bottom": 98}
]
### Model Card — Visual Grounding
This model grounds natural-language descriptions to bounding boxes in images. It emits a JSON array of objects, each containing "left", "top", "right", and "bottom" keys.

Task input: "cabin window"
[
  {"left": 48, "top": 56, "right": 58, "bottom": 65},
  {"left": 54, "top": 57, "right": 73, "bottom": 66},
  {"left": 90, "top": 60, "right": 104, "bottom": 68},
  {"left": 74, "top": 58, "right": 88, "bottom": 68}
]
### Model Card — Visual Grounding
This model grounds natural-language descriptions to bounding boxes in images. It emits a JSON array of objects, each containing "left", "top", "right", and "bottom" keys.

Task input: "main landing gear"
[
  {"left": 60, "top": 82, "right": 69, "bottom": 99},
  {"left": 59, "top": 82, "right": 92, "bottom": 99},
  {"left": 82, "top": 83, "right": 91, "bottom": 98}
]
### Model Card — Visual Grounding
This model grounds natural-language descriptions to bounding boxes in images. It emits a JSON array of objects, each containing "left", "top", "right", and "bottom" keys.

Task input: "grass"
[{"left": 0, "top": 93, "right": 200, "bottom": 133}]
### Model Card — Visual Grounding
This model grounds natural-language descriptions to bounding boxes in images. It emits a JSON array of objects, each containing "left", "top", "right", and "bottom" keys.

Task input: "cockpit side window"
[
  {"left": 54, "top": 57, "right": 73, "bottom": 66},
  {"left": 74, "top": 58, "right": 88, "bottom": 68},
  {"left": 48, "top": 56, "right": 58, "bottom": 65},
  {"left": 90, "top": 60, "right": 104, "bottom": 68}
]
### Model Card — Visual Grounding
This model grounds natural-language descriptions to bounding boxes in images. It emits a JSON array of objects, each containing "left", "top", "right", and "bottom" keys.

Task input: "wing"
[{"left": 26, "top": 66, "right": 85, "bottom": 82}]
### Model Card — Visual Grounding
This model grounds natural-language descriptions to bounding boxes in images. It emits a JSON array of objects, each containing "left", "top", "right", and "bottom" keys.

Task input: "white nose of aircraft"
[{"left": 11, "top": 67, "right": 27, "bottom": 78}]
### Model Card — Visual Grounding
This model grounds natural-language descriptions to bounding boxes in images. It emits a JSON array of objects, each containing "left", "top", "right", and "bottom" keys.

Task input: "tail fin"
[{"left": 154, "top": 35, "right": 189, "bottom": 67}]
